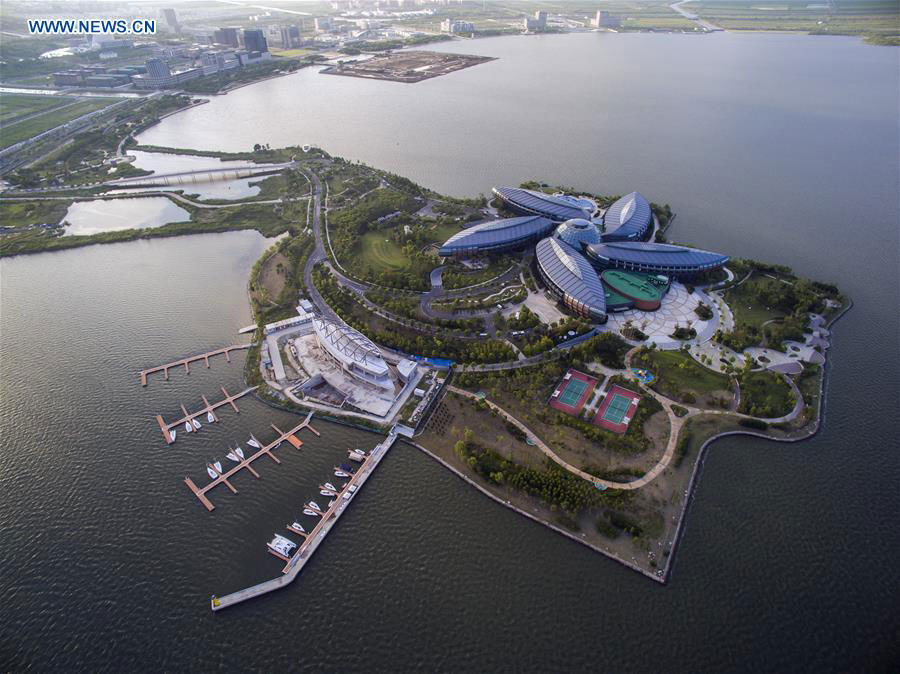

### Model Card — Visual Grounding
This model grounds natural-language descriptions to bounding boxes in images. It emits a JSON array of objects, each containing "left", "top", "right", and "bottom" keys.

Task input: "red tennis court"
[
  {"left": 593, "top": 385, "right": 642, "bottom": 434},
  {"left": 548, "top": 369, "right": 598, "bottom": 417}
]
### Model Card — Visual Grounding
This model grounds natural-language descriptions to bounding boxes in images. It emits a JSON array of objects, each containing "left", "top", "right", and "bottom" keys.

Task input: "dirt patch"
[{"left": 255, "top": 251, "right": 288, "bottom": 305}]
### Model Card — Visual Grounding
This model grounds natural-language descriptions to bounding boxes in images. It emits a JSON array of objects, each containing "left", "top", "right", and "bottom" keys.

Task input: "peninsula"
[{"left": 0, "top": 139, "right": 848, "bottom": 583}]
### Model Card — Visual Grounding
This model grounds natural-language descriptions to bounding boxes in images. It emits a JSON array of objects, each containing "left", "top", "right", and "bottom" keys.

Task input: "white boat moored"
[
  {"left": 226, "top": 451, "right": 240, "bottom": 462},
  {"left": 248, "top": 437, "right": 261, "bottom": 448},
  {"left": 235, "top": 447, "right": 245, "bottom": 459},
  {"left": 207, "top": 465, "right": 218, "bottom": 479},
  {"left": 303, "top": 509, "right": 319, "bottom": 517},
  {"left": 185, "top": 421, "right": 193, "bottom": 433},
  {"left": 192, "top": 418, "right": 202, "bottom": 430},
  {"left": 207, "top": 411, "right": 215, "bottom": 423}
]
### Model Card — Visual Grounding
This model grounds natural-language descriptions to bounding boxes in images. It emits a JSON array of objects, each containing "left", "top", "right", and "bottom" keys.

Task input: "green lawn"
[
  {"left": 738, "top": 370, "right": 796, "bottom": 419},
  {"left": 426, "top": 222, "right": 463, "bottom": 245},
  {"left": 0, "top": 93, "right": 72, "bottom": 124},
  {"left": 635, "top": 349, "right": 732, "bottom": 404},
  {"left": 724, "top": 275, "right": 788, "bottom": 330},
  {"left": 0, "top": 98, "right": 116, "bottom": 149},
  {"left": 356, "top": 231, "right": 410, "bottom": 273}
]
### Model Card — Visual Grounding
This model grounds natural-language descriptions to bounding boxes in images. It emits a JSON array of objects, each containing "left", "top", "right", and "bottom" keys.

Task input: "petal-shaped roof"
[
  {"left": 493, "top": 187, "right": 594, "bottom": 222},
  {"left": 602, "top": 192, "right": 652, "bottom": 241},
  {"left": 535, "top": 237, "right": 607, "bottom": 317},
  {"left": 438, "top": 215, "right": 555, "bottom": 255}
]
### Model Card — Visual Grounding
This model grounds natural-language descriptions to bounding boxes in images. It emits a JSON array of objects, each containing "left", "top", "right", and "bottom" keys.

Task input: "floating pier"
[
  {"left": 210, "top": 431, "right": 400, "bottom": 612},
  {"left": 184, "top": 413, "right": 318, "bottom": 512},
  {"left": 140, "top": 344, "right": 252, "bottom": 386},
  {"left": 156, "top": 386, "right": 256, "bottom": 444}
]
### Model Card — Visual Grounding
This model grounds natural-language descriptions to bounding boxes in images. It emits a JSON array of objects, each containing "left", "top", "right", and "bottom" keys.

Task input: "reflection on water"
[
  {"left": 126, "top": 150, "right": 263, "bottom": 200},
  {"left": 62, "top": 196, "right": 189, "bottom": 235}
]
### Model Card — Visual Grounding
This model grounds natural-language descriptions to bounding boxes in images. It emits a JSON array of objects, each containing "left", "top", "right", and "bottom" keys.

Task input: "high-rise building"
[
  {"left": 591, "top": 10, "right": 621, "bottom": 28},
  {"left": 440, "top": 19, "right": 474, "bottom": 34},
  {"left": 524, "top": 10, "right": 547, "bottom": 31},
  {"left": 243, "top": 28, "right": 268, "bottom": 53},
  {"left": 163, "top": 8, "right": 179, "bottom": 33},
  {"left": 314, "top": 17, "right": 334, "bottom": 32},
  {"left": 213, "top": 27, "right": 240, "bottom": 48},
  {"left": 281, "top": 25, "right": 302, "bottom": 48},
  {"left": 145, "top": 58, "right": 171, "bottom": 79}
]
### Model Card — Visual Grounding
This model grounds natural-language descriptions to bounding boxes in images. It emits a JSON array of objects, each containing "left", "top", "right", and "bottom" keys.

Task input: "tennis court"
[
  {"left": 602, "top": 393, "right": 632, "bottom": 424},
  {"left": 558, "top": 378, "right": 588, "bottom": 407},
  {"left": 548, "top": 369, "right": 598, "bottom": 417},
  {"left": 593, "top": 385, "right": 642, "bottom": 434}
]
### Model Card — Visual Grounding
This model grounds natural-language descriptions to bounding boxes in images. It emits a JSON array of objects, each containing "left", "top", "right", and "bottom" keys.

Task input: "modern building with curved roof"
[
  {"left": 438, "top": 215, "right": 555, "bottom": 257},
  {"left": 493, "top": 187, "right": 595, "bottom": 222},
  {"left": 313, "top": 315, "right": 394, "bottom": 391},
  {"left": 586, "top": 241, "right": 729, "bottom": 279},
  {"left": 601, "top": 192, "right": 653, "bottom": 242},
  {"left": 553, "top": 218, "right": 602, "bottom": 251},
  {"left": 535, "top": 237, "right": 607, "bottom": 322}
]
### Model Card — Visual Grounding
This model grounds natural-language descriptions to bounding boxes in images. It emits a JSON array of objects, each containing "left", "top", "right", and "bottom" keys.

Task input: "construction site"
[{"left": 320, "top": 50, "right": 496, "bottom": 83}]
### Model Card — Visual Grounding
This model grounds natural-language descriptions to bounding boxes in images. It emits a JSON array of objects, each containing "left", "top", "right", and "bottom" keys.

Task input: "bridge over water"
[{"left": 104, "top": 161, "right": 298, "bottom": 188}]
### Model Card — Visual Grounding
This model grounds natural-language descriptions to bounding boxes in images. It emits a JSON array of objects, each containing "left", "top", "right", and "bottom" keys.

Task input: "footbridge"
[{"left": 105, "top": 161, "right": 297, "bottom": 188}]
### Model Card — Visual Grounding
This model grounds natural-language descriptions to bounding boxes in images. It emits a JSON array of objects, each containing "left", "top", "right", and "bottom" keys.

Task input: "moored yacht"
[
  {"left": 207, "top": 411, "right": 215, "bottom": 423},
  {"left": 307, "top": 500, "right": 321, "bottom": 511},
  {"left": 324, "top": 482, "right": 337, "bottom": 492},
  {"left": 192, "top": 418, "right": 202, "bottom": 430},
  {"left": 290, "top": 522, "right": 305, "bottom": 533},
  {"left": 207, "top": 465, "right": 218, "bottom": 479},
  {"left": 267, "top": 534, "right": 296, "bottom": 557},
  {"left": 170, "top": 429, "right": 176, "bottom": 441},
  {"left": 247, "top": 437, "right": 261, "bottom": 448},
  {"left": 213, "top": 460, "right": 222, "bottom": 473},
  {"left": 303, "top": 508, "right": 319, "bottom": 517},
  {"left": 226, "top": 450, "right": 240, "bottom": 462},
  {"left": 320, "top": 489, "right": 336, "bottom": 497},
  {"left": 235, "top": 447, "right": 245, "bottom": 460},
  {"left": 334, "top": 469, "right": 349, "bottom": 478},
  {"left": 185, "top": 421, "right": 193, "bottom": 433}
]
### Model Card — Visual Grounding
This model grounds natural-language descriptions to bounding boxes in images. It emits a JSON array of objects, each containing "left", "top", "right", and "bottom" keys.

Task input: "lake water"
[
  {"left": 3, "top": 32, "right": 899, "bottom": 671},
  {"left": 124, "top": 150, "right": 263, "bottom": 200},
  {"left": 61, "top": 196, "right": 189, "bottom": 235}
]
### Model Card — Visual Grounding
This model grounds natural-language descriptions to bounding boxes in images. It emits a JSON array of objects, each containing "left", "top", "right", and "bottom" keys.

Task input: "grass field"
[
  {"left": 635, "top": 349, "right": 733, "bottom": 405},
  {"left": 355, "top": 231, "right": 411, "bottom": 273},
  {"left": 272, "top": 48, "right": 313, "bottom": 58},
  {"left": 0, "top": 98, "right": 115, "bottom": 149},
  {"left": 724, "top": 275, "right": 788, "bottom": 330},
  {"left": 0, "top": 93, "right": 70, "bottom": 124},
  {"left": 690, "top": 0, "right": 900, "bottom": 37}
]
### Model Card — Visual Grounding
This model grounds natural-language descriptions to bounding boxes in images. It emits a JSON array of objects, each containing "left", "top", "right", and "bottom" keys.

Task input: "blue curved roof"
[
  {"left": 587, "top": 241, "right": 729, "bottom": 271},
  {"left": 438, "top": 215, "right": 554, "bottom": 256},
  {"left": 535, "top": 237, "right": 606, "bottom": 319},
  {"left": 493, "top": 187, "right": 593, "bottom": 222},
  {"left": 602, "top": 192, "right": 652, "bottom": 241},
  {"left": 554, "top": 218, "right": 602, "bottom": 250}
]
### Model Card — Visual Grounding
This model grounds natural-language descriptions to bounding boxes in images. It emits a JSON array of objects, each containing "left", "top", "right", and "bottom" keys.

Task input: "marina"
[
  {"left": 140, "top": 344, "right": 252, "bottom": 386},
  {"left": 183, "top": 413, "right": 320, "bottom": 512},
  {"left": 154, "top": 385, "right": 256, "bottom": 444},
  {"left": 210, "top": 431, "right": 399, "bottom": 611}
]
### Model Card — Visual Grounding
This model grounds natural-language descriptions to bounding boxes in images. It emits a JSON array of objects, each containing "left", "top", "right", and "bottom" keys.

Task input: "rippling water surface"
[{"left": 2, "top": 32, "right": 898, "bottom": 672}]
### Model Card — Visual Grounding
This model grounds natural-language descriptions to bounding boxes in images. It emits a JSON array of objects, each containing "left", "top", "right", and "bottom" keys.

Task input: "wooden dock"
[
  {"left": 184, "top": 412, "right": 319, "bottom": 512},
  {"left": 210, "top": 431, "right": 400, "bottom": 612},
  {"left": 140, "top": 344, "right": 252, "bottom": 386},
  {"left": 155, "top": 386, "right": 256, "bottom": 444}
]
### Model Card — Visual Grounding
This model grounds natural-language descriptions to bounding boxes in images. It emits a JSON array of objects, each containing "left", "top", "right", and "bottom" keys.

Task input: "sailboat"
[
  {"left": 207, "top": 411, "right": 215, "bottom": 423},
  {"left": 192, "top": 418, "right": 202, "bottom": 430},
  {"left": 307, "top": 500, "right": 321, "bottom": 511},
  {"left": 207, "top": 465, "right": 218, "bottom": 479},
  {"left": 226, "top": 449, "right": 240, "bottom": 462},
  {"left": 247, "top": 437, "right": 261, "bottom": 449},
  {"left": 185, "top": 421, "right": 193, "bottom": 433},
  {"left": 170, "top": 429, "right": 176, "bottom": 442},
  {"left": 213, "top": 460, "right": 223, "bottom": 473},
  {"left": 303, "top": 509, "right": 319, "bottom": 517},
  {"left": 324, "top": 482, "right": 337, "bottom": 492},
  {"left": 235, "top": 446, "right": 245, "bottom": 460}
]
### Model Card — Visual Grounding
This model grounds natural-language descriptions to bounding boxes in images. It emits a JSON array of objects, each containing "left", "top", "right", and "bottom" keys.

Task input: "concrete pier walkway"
[{"left": 210, "top": 431, "right": 399, "bottom": 611}]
